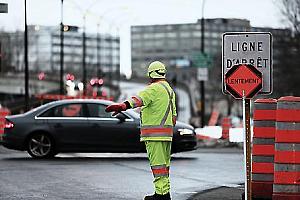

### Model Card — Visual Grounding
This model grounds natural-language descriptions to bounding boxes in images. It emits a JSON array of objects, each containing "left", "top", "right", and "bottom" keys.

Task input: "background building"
[
  {"left": 5, "top": 25, "right": 120, "bottom": 82},
  {"left": 131, "top": 18, "right": 251, "bottom": 78}
]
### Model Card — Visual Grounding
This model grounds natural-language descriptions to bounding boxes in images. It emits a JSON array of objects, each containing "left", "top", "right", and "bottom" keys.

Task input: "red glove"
[{"left": 105, "top": 103, "right": 127, "bottom": 114}]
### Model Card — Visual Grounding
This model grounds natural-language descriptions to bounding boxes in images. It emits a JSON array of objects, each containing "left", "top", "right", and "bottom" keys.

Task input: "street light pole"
[
  {"left": 200, "top": 0, "right": 206, "bottom": 128},
  {"left": 96, "top": 23, "right": 101, "bottom": 78},
  {"left": 60, "top": 0, "right": 64, "bottom": 95},
  {"left": 24, "top": 0, "right": 29, "bottom": 111},
  {"left": 82, "top": 15, "right": 87, "bottom": 95}
]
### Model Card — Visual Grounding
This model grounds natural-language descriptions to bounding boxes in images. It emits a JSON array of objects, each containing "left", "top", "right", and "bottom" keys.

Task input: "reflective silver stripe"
[
  {"left": 275, "top": 143, "right": 300, "bottom": 151},
  {"left": 253, "top": 138, "right": 275, "bottom": 145},
  {"left": 159, "top": 82, "right": 173, "bottom": 126},
  {"left": 252, "top": 155, "right": 274, "bottom": 163},
  {"left": 255, "top": 103, "right": 277, "bottom": 110},
  {"left": 141, "top": 125, "right": 173, "bottom": 128},
  {"left": 278, "top": 102, "right": 300, "bottom": 110},
  {"left": 254, "top": 121, "right": 276, "bottom": 127},
  {"left": 277, "top": 122, "right": 300, "bottom": 130},
  {"left": 135, "top": 95, "right": 143, "bottom": 105},
  {"left": 141, "top": 133, "right": 172, "bottom": 137},
  {"left": 275, "top": 163, "right": 300, "bottom": 171},
  {"left": 252, "top": 173, "right": 274, "bottom": 181},
  {"left": 151, "top": 164, "right": 167, "bottom": 169},
  {"left": 273, "top": 184, "right": 300, "bottom": 193},
  {"left": 153, "top": 173, "right": 168, "bottom": 178},
  {"left": 151, "top": 165, "right": 169, "bottom": 177},
  {"left": 35, "top": 117, "right": 88, "bottom": 120}
]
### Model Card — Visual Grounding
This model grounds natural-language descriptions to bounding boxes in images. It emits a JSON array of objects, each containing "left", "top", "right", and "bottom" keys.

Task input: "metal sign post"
[{"left": 242, "top": 91, "right": 252, "bottom": 200}]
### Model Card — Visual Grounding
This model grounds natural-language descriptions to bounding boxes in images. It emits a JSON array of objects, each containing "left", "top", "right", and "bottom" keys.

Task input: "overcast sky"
[{"left": 0, "top": 0, "right": 286, "bottom": 76}]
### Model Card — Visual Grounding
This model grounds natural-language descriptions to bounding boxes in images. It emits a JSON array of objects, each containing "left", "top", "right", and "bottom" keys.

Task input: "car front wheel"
[{"left": 27, "top": 133, "right": 56, "bottom": 158}]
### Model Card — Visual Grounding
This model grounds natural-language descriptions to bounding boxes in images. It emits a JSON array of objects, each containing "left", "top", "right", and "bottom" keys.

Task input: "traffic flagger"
[
  {"left": 105, "top": 61, "right": 176, "bottom": 200},
  {"left": 273, "top": 96, "right": 300, "bottom": 200},
  {"left": 252, "top": 99, "right": 277, "bottom": 199}
]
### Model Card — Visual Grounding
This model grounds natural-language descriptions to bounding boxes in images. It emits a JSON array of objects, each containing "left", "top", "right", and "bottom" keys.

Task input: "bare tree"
[
  {"left": 279, "top": 0, "right": 300, "bottom": 35},
  {"left": 272, "top": 0, "right": 300, "bottom": 96},
  {"left": 279, "top": 0, "right": 300, "bottom": 50}
]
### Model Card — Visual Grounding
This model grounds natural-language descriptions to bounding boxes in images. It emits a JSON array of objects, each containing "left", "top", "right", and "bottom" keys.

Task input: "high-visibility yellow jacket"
[{"left": 127, "top": 80, "right": 176, "bottom": 141}]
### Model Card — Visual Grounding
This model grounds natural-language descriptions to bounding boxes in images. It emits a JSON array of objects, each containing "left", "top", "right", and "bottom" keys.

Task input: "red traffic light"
[
  {"left": 90, "top": 78, "right": 104, "bottom": 86},
  {"left": 66, "top": 73, "right": 75, "bottom": 81},
  {"left": 38, "top": 72, "right": 45, "bottom": 80},
  {"left": 98, "top": 78, "right": 104, "bottom": 85}
]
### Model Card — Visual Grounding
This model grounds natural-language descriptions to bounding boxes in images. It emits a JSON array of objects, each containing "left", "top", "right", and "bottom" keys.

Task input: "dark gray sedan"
[{"left": 2, "top": 99, "right": 197, "bottom": 158}]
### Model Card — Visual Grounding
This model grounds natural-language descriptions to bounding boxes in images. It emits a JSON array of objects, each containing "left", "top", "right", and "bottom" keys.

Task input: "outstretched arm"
[{"left": 104, "top": 96, "right": 142, "bottom": 115}]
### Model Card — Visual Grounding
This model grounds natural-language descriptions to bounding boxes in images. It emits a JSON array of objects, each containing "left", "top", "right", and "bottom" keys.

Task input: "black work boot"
[{"left": 144, "top": 193, "right": 171, "bottom": 200}]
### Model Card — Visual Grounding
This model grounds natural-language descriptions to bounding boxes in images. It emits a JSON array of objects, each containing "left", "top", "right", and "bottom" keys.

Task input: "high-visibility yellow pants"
[{"left": 145, "top": 141, "right": 171, "bottom": 195}]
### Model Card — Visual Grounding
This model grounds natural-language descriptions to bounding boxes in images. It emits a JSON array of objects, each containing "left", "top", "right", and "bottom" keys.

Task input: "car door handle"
[{"left": 54, "top": 123, "right": 63, "bottom": 128}]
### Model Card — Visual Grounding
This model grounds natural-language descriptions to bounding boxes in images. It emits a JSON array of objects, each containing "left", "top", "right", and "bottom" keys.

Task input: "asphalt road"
[{"left": 0, "top": 146, "right": 244, "bottom": 200}]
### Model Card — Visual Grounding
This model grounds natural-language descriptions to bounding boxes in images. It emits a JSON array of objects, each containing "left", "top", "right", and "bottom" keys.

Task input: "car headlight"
[{"left": 178, "top": 128, "right": 194, "bottom": 135}]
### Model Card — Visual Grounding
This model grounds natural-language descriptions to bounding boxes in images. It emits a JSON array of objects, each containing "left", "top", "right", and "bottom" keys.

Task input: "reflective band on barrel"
[
  {"left": 253, "top": 127, "right": 275, "bottom": 138},
  {"left": 253, "top": 138, "right": 275, "bottom": 145},
  {"left": 254, "top": 121, "right": 275, "bottom": 127},
  {"left": 151, "top": 165, "right": 169, "bottom": 177},
  {"left": 253, "top": 110, "right": 276, "bottom": 121},
  {"left": 255, "top": 103, "right": 277, "bottom": 110},
  {"left": 252, "top": 173, "right": 274, "bottom": 181},
  {"left": 274, "top": 171, "right": 300, "bottom": 184},
  {"left": 252, "top": 162, "right": 274, "bottom": 173},
  {"left": 274, "top": 151, "right": 300, "bottom": 163},
  {"left": 253, "top": 155, "right": 274, "bottom": 163},
  {"left": 275, "top": 130, "right": 300, "bottom": 143},
  {"left": 276, "top": 122, "right": 300, "bottom": 130},
  {"left": 277, "top": 102, "right": 300, "bottom": 110},
  {"left": 277, "top": 110, "right": 300, "bottom": 122},
  {"left": 273, "top": 184, "right": 300, "bottom": 193},
  {"left": 275, "top": 143, "right": 300, "bottom": 151},
  {"left": 252, "top": 145, "right": 274, "bottom": 156},
  {"left": 275, "top": 163, "right": 300, "bottom": 171}
]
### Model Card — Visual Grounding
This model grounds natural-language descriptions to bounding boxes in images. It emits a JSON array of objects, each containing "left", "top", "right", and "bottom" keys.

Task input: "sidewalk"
[{"left": 188, "top": 185, "right": 244, "bottom": 200}]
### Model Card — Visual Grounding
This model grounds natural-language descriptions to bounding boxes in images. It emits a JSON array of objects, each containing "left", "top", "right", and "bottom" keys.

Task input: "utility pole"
[
  {"left": 24, "top": 0, "right": 29, "bottom": 111},
  {"left": 0, "top": 42, "right": 2, "bottom": 73},
  {"left": 82, "top": 16, "right": 87, "bottom": 96},
  {"left": 60, "top": 0, "right": 64, "bottom": 95},
  {"left": 96, "top": 23, "right": 101, "bottom": 78},
  {"left": 200, "top": 0, "right": 206, "bottom": 128}
]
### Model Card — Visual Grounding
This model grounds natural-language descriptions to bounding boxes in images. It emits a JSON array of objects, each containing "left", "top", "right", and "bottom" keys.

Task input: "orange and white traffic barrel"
[
  {"left": 273, "top": 96, "right": 300, "bottom": 200},
  {"left": 252, "top": 98, "right": 277, "bottom": 199},
  {"left": 221, "top": 117, "right": 231, "bottom": 139}
]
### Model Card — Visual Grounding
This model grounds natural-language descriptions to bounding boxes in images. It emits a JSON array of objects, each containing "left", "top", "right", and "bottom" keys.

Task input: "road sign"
[
  {"left": 225, "top": 64, "right": 262, "bottom": 99},
  {"left": 0, "top": 3, "right": 8, "bottom": 13},
  {"left": 222, "top": 32, "right": 272, "bottom": 94},
  {"left": 197, "top": 67, "right": 208, "bottom": 81},
  {"left": 192, "top": 52, "right": 212, "bottom": 68}
]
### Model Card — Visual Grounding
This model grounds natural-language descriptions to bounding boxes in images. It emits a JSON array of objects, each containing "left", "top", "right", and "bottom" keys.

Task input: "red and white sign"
[{"left": 225, "top": 64, "right": 262, "bottom": 99}]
